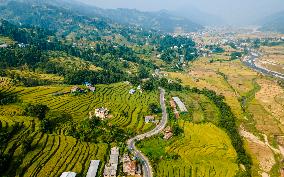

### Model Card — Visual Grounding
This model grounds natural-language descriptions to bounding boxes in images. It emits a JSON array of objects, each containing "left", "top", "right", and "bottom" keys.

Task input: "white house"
[
  {"left": 95, "top": 107, "right": 109, "bottom": 119},
  {"left": 145, "top": 116, "right": 155, "bottom": 123}
]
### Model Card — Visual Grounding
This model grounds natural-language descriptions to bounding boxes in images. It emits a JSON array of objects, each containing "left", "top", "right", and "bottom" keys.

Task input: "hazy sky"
[{"left": 81, "top": 0, "right": 284, "bottom": 25}]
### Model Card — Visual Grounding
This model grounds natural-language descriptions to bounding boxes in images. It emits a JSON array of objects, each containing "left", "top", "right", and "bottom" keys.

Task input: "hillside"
[
  {"left": 0, "top": 0, "right": 202, "bottom": 34},
  {"left": 92, "top": 8, "right": 203, "bottom": 33},
  {"left": 50, "top": 0, "right": 203, "bottom": 33},
  {"left": 261, "top": 11, "right": 284, "bottom": 33}
]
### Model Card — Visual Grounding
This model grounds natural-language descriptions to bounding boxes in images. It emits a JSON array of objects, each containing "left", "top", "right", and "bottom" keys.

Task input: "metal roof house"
[
  {"left": 86, "top": 160, "right": 100, "bottom": 177},
  {"left": 172, "top": 97, "right": 188, "bottom": 112},
  {"left": 129, "top": 89, "right": 136, "bottom": 94},
  {"left": 60, "top": 172, "right": 76, "bottom": 177}
]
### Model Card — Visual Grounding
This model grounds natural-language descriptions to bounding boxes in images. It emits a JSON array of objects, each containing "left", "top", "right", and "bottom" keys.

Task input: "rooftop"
[
  {"left": 60, "top": 172, "right": 77, "bottom": 177},
  {"left": 86, "top": 160, "right": 100, "bottom": 177}
]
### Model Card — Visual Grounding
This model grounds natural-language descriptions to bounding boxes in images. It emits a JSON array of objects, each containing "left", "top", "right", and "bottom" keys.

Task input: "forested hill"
[
  {"left": 85, "top": 8, "right": 203, "bottom": 33},
  {"left": 0, "top": 0, "right": 199, "bottom": 88},
  {"left": 0, "top": 0, "right": 203, "bottom": 33},
  {"left": 261, "top": 11, "right": 284, "bottom": 33}
]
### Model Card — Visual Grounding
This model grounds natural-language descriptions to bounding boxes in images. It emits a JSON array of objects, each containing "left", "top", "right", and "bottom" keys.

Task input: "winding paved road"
[{"left": 127, "top": 88, "right": 168, "bottom": 177}]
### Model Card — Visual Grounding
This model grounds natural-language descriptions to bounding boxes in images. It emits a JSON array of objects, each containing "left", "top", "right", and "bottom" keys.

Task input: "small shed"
[
  {"left": 0, "top": 44, "right": 8, "bottom": 48},
  {"left": 85, "top": 82, "right": 92, "bottom": 87}
]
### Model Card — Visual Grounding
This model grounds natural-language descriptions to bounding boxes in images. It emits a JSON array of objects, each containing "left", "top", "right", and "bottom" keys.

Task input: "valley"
[{"left": 0, "top": 1, "right": 284, "bottom": 177}]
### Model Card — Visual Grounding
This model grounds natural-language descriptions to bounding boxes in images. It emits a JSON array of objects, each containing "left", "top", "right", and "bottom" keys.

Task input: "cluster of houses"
[
  {"left": 60, "top": 160, "right": 100, "bottom": 177},
  {"left": 122, "top": 154, "right": 142, "bottom": 176},
  {"left": 170, "top": 97, "right": 188, "bottom": 119},
  {"left": 104, "top": 147, "right": 119, "bottom": 177},
  {"left": 129, "top": 85, "right": 142, "bottom": 95},
  {"left": 70, "top": 82, "right": 96, "bottom": 94},
  {"left": 0, "top": 42, "right": 27, "bottom": 49},
  {"left": 60, "top": 147, "right": 143, "bottom": 177}
]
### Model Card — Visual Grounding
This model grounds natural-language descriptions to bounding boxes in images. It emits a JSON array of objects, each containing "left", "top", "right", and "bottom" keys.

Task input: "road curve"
[{"left": 127, "top": 88, "right": 168, "bottom": 177}]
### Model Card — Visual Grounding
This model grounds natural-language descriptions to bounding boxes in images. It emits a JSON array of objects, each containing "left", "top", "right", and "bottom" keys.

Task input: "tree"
[
  {"left": 21, "top": 137, "right": 32, "bottom": 153},
  {"left": 40, "top": 118, "right": 53, "bottom": 133},
  {"left": 142, "top": 79, "right": 156, "bottom": 91},
  {"left": 138, "top": 66, "right": 149, "bottom": 79},
  {"left": 172, "top": 124, "right": 183, "bottom": 136},
  {"left": 24, "top": 103, "right": 49, "bottom": 120},
  {"left": 149, "top": 103, "right": 162, "bottom": 114}
]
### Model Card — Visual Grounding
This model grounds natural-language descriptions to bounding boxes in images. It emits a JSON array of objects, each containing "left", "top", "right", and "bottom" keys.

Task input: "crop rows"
[
  {"left": 9, "top": 83, "right": 159, "bottom": 132},
  {"left": 0, "top": 115, "right": 108, "bottom": 177},
  {"left": 146, "top": 122, "right": 239, "bottom": 177}
]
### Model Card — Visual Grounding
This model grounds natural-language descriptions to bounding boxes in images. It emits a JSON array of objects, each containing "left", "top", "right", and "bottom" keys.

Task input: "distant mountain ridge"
[
  {"left": 261, "top": 11, "right": 284, "bottom": 33},
  {"left": 91, "top": 8, "right": 203, "bottom": 33},
  {"left": 0, "top": 0, "right": 203, "bottom": 33}
]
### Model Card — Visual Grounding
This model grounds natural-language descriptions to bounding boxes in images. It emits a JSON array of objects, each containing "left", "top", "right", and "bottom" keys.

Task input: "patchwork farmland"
[{"left": 138, "top": 122, "right": 239, "bottom": 177}]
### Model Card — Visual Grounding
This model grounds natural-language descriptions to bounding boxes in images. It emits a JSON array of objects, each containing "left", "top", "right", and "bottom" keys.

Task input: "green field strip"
[
  {"left": 18, "top": 132, "right": 45, "bottom": 176},
  {"left": 80, "top": 144, "right": 98, "bottom": 176},
  {"left": 30, "top": 134, "right": 59, "bottom": 177},
  {"left": 35, "top": 135, "right": 70, "bottom": 177},
  {"left": 56, "top": 139, "right": 79, "bottom": 176},
  {"left": 48, "top": 136, "right": 77, "bottom": 177},
  {"left": 23, "top": 134, "right": 49, "bottom": 177},
  {"left": 66, "top": 141, "right": 84, "bottom": 172},
  {"left": 4, "top": 122, "right": 28, "bottom": 154},
  {"left": 71, "top": 142, "right": 88, "bottom": 173}
]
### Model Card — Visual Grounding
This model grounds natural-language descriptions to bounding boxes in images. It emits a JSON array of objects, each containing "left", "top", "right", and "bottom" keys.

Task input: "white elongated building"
[
  {"left": 60, "top": 172, "right": 76, "bottom": 177},
  {"left": 86, "top": 160, "right": 100, "bottom": 177}
]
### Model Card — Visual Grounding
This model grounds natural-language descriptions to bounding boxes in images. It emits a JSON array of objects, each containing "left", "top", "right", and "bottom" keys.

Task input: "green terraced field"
[
  {"left": 138, "top": 122, "right": 239, "bottom": 177},
  {"left": 167, "top": 91, "right": 220, "bottom": 124},
  {"left": 0, "top": 116, "right": 108, "bottom": 177},
  {"left": 0, "top": 82, "right": 159, "bottom": 133},
  {"left": 0, "top": 82, "right": 159, "bottom": 176}
]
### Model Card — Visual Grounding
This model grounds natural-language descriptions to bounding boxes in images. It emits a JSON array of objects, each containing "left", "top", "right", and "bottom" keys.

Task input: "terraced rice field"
[
  {"left": 0, "top": 116, "right": 108, "bottom": 177},
  {"left": 139, "top": 122, "right": 239, "bottom": 177},
  {"left": 0, "top": 82, "right": 159, "bottom": 132}
]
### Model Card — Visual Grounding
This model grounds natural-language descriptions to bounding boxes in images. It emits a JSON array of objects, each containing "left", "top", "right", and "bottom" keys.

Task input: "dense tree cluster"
[
  {"left": 24, "top": 103, "right": 49, "bottom": 120},
  {"left": 0, "top": 20, "right": 158, "bottom": 85},
  {"left": 231, "top": 52, "right": 243, "bottom": 60},
  {"left": 0, "top": 92, "right": 19, "bottom": 105},
  {"left": 156, "top": 35, "right": 198, "bottom": 63},
  {"left": 205, "top": 45, "right": 225, "bottom": 53},
  {"left": 157, "top": 35, "right": 195, "bottom": 51}
]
